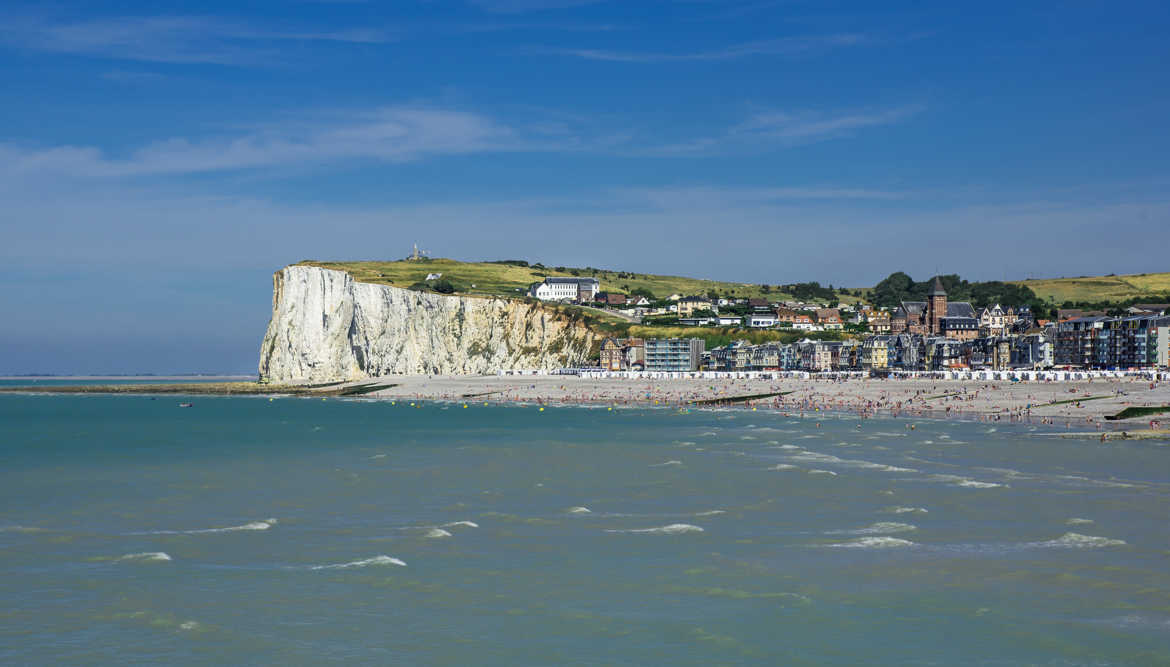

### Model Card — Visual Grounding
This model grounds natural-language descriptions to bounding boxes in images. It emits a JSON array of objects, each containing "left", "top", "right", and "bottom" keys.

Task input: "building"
[
  {"left": 865, "top": 310, "right": 891, "bottom": 334},
  {"left": 891, "top": 277, "right": 978, "bottom": 336},
  {"left": 644, "top": 338, "right": 705, "bottom": 372},
  {"left": 861, "top": 335, "right": 891, "bottom": 370},
  {"left": 816, "top": 308, "right": 843, "bottom": 331},
  {"left": 1055, "top": 315, "right": 1170, "bottom": 368},
  {"left": 716, "top": 315, "right": 743, "bottom": 327},
  {"left": 595, "top": 292, "right": 627, "bottom": 306},
  {"left": 599, "top": 337, "right": 645, "bottom": 371},
  {"left": 677, "top": 296, "right": 714, "bottom": 317},
  {"left": 747, "top": 313, "right": 778, "bottom": 328},
  {"left": 530, "top": 277, "right": 600, "bottom": 302}
]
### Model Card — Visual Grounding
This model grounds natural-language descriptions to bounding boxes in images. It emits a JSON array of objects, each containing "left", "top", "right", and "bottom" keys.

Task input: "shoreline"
[{"left": 4, "top": 375, "right": 1169, "bottom": 435}]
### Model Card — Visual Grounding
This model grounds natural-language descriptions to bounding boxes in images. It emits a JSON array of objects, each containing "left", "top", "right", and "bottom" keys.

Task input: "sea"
[{"left": 2, "top": 391, "right": 1169, "bottom": 665}]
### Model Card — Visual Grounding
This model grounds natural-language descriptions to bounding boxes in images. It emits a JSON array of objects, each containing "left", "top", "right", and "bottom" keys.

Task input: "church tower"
[{"left": 927, "top": 276, "right": 947, "bottom": 335}]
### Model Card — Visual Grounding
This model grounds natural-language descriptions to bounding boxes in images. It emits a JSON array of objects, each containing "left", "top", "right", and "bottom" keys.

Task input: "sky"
[{"left": 3, "top": 0, "right": 1169, "bottom": 374}]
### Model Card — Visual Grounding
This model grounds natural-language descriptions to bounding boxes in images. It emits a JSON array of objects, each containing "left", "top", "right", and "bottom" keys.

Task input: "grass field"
[
  {"left": 301, "top": 258, "right": 851, "bottom": 303},
  {"left": 1015, "top": 272, "right": 1170, "bottom": 304}
]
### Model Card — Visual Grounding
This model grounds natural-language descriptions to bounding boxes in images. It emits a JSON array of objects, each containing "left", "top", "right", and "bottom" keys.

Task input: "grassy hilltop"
[
  {"left": 1014, "top": 273, "right": 1170, "bottom": 305},
  {"left": 301, "top": 258, "right": 855, "bottom": 303}
]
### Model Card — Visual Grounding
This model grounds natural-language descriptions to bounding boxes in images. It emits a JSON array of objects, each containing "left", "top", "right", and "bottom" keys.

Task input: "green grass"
[
  {"left": 301, "top": 258, "right": 854, "bottom": 303},
  {"left": 1104, "top": 406, "right": 1170, "bottom": 421},
  {"left": 1013, "top": 272, "right": 1170, "bottom": 304}
]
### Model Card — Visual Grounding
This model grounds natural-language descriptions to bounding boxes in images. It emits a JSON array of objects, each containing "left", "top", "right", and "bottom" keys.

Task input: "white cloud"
[
  {"left": 0, "top": 107, "right": 543, "bottom": 178},
  {"left": 733, "top": 106, "right": 923, "bottom": 140},
  {"left": 547, "top": 34, "right": 865, "bottom": 62},
  {"left": 0, "top": 15, "right": 392, "bottom": 65}
]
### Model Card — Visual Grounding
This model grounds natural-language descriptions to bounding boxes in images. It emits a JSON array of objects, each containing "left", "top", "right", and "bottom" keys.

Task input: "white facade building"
[{"left": 530, "top": 277, "right": 600, "bottom": 301}]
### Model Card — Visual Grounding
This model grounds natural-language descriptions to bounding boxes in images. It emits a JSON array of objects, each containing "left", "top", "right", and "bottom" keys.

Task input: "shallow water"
[{"left": 2, "top": 394, "right": 1169, "bottom": 665}]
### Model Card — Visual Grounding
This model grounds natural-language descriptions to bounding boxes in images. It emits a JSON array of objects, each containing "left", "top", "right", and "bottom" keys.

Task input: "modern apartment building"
[{"left": 644, "top": 338, "right": 705, "bottom": 372}]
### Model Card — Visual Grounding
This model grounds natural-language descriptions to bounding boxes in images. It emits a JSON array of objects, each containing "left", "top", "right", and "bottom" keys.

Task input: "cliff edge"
[{"left": 258, "top": 265, "right": 601, "bottom": 383}]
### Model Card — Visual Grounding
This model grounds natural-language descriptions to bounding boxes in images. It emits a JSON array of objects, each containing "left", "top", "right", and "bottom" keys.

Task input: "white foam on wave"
[
  {"left": 828, "top": 522, "right": 917, "bottom": 535},
  {"left": 116, "top": 552, "right": 172, "bottom": 563},
  {"left": 776, "top": 444, "right": 800, "bottom": 450},
  {"left": 424, "top": 528, "right": 452, "bottom": 538},
  {"left": 178, "top": 621, "right": 201, "bottom": 631},
  {"left": 826, "top": 537, "right": 916, "bottom": 549},
  {"left": 786, "top": 450, "right": 916, "bottom": 473},
  {"left": 694, "top": 510, "right": 726, "bottom": 517},
  {"left": 442, "top": 521, "right": 478, "bottom": 529},
  {"left": 650, "top": 460, "right": 683, "bottom": 467},
  {"left": 767, "top": 464, "right": 798, "bottom": 471},
  {"left": 606, "top": 523, "right": 704, "bottom": 535},
  {"left": 886, "top": 506, "right": 929, "bottom": 514},
  {"left": 1034, "top": 532, "right": 1126, "bottom": 549},
  {"left": 566, "top": 506, "right": 592, "bottom": 514},
  {"left": 0, "top": 525, "right": 48, "bottom": 533},
  {"left": 139, "top": 518, "right": 277, "bottom": 535},
  {"left": 309, "top": 555, "right": 406, "bottom": 570},
  {"left": 1066, "top": 517, "right": 1095, "bottom": 526},
  {"left": 808, "top": 469, "right": 838, "bottom": 476},
  {"left": 957, "top": 480, "right": 1004, "bottom": 489}
]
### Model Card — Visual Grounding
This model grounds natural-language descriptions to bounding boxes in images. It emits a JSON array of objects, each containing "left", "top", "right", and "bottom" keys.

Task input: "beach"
[{"left": 365, "top": 374, "right": 1170, "bottom": 429}]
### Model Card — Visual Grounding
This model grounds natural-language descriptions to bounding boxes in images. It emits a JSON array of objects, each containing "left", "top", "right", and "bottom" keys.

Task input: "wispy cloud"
[
  {"left": 0, "top": 15, "right": 393, "bottom": 65},
  {"left": 732, "top": 106, "right": 924, "bottom": 140},
  {"left": 101, "top": 69, "right": 167, "bottom": 83},
  {"left": 637, "top": 105, "right": 924, "bottom": 156},
  {"left": 0, "top": 107, "right": 560, "bottom": 178},
  {"left": 547, "top": 34, "right": 865, "bottom": 62}
]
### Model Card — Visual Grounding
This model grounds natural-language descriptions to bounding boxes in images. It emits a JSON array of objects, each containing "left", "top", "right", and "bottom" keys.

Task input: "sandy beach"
[{"left": 365, "top": 374, "right": 1170, "bottom": 431}]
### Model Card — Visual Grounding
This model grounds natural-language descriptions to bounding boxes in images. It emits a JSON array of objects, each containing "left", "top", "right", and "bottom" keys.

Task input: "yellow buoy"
[
  {"left": 607, "top": 407, "right": 612, "bottom": 411},
  {"left": 322, "top": 398, "right": 326, "bottom": 401},
  {"left": 539, "top": 407, "right": 545, "bottom": 412},
  {"left": 463, "top": 404, "right": 468, "bottom": 408},
  {"left": 269, "top": 398, "right": 273, "bottom": 402}
]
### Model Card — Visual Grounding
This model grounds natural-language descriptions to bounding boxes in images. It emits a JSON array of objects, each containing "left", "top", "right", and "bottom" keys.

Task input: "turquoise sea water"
[{"left": 2, "top": 394, "right": 1169, "bottom": 665}]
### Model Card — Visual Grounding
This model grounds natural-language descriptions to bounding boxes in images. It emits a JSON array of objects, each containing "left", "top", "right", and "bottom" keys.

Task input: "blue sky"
[{"left": 2, "top": 0, "right": 1169, "bottom": 374}]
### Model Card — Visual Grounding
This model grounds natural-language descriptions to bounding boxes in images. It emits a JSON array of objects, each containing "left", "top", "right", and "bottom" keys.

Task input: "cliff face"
[{"left": 258, "top": 265, "right": 601, "bottom": 383}]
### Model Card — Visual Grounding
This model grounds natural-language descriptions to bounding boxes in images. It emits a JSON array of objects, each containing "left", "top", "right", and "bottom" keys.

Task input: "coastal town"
[{"left": 529, "top": 275, "right": 1170, "bottom": 373}]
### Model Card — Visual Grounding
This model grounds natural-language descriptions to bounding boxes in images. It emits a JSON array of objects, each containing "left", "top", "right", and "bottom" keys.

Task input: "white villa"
[{"left": 529, "top": 277, "right": 600, "bottom": 302}]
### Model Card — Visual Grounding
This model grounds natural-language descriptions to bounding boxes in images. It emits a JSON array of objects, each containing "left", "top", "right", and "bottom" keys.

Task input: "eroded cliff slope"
[{"left": 258, "top": 265, "right": 601, "bottom": 383}]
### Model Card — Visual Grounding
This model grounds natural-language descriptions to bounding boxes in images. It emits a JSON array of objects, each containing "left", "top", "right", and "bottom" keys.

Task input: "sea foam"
[
  {"left": 566, "top": 506, "right": 592, "bottom": 514},
  {"left": 138, "top": 518, "right": 277, "bottom": 535},
  {"left": 606, "top": 523, "right": 704, "bottom": 535},
  {"left": 309, "top": 555, "right": 406, "bottom": 570},
  {"left": 424, "top": 528, "right": 452, "bottom": 538},
  {"left": 827, "top": 537, "right": 916, "bottom": 549},
  {"left": 442, "top": 521, "right": 479, "bottom": 529},
  {"left": 115, "top": 552, "right": 172, "bottom": 563},
  {"left": 829, "top": 522, "right": 917, "bottom": 535},
  {"left": 650, "top": 460, "right": 683, "bottom": 467},
  {"left": 1034, "top": 532, "right": 1126, "bottom": 549}
]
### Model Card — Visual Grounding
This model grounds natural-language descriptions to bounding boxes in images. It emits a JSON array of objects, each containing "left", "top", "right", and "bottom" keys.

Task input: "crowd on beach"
[{"left": 369, "top": 373, "right": 1170, "bottom": 435}]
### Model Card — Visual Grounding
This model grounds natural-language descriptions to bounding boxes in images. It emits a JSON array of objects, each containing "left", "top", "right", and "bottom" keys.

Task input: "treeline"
[{"left": 871, "top": 272, "right": 1045, "bottom": 314}]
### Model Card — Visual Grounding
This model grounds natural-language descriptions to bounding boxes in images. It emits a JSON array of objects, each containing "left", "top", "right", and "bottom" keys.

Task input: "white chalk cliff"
[{"left": 259, "top": 265, "right": 601, "bottom": 383}]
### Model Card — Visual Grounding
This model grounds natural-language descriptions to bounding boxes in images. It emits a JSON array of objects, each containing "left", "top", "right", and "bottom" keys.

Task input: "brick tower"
[{"left": 927, "top": 276, "right": 947, "bottom": 335}]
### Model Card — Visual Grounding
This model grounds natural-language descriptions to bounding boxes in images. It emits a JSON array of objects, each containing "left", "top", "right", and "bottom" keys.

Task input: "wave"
[
  {"left": 828, "top": 522, "right": 917, "bottom": 536},
  {"left": 767, "top": 464, "right": 798, "bottom": 470},
  {"left": 424, "top": 528, "right": 452, "bottom": 538},
  {"left": 885, "top": 507, "right": 929, "bottom": 514},
  {"left": 136, "top": 518, "right": 277, "bottom": 535},
  {"left": 309, "top": 555, "right": 406, "bottom": 570},
  {"left": 0, "top": 525, "right": 48, "bottom": 533},
  {"left": 826, "top": 537, "right": 916, "bottom": 549},
  {"left": 1065, "top": 517, "right": 1095, "bottom": 525},
  {"left": 807, "top": 469, "right": 838, "bottom": 476},
  {"left": 116, "top": 552, "right": 172, "bottom": 563},
  {"left": 694, "top": 510, "right": 726, "bottom": 517},
  {"left": 606, "top": 523, "right": 704, "bottom": 535},
  {"left": 650, "top": 460, "right": 682, "bottom": 467},
  {"left": 957, "top": 480, "right": 1005, "bottom": 489},
  {"left": 442, "top": 521, "right": 478, "bottom": 529},
  {"left": 1032, "top": 532, "right": 1126, "bottom": 549},
  {"left": 566, "top": 506, "right": 592, "bottom": 514}
]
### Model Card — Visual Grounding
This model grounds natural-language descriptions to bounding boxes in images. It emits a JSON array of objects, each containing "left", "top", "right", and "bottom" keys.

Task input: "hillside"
[
  {"left": 301, "top": 258, "right": 854, "bottom": 304},
  {"left": 1014, "top": 272, "right": 1170, "bottom": 305}
]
